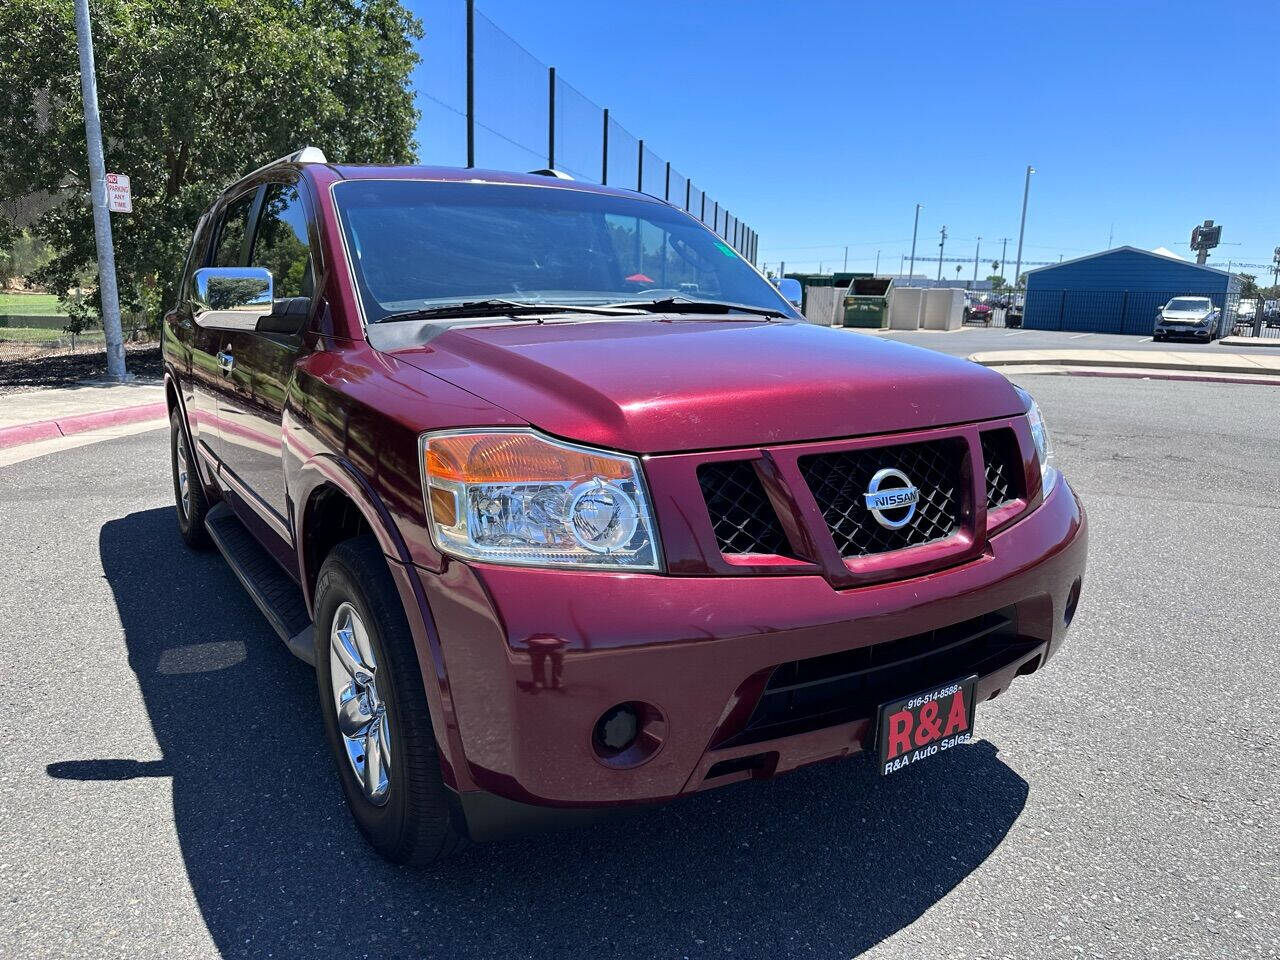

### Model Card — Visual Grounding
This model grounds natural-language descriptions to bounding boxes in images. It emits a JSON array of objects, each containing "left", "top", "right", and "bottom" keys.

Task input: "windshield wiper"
[
  {"left": 374, "top": 299, "right": 641, "bottom": 323},
  {"left": 606, "top": 296, "right": 788, "bottom": 319}
]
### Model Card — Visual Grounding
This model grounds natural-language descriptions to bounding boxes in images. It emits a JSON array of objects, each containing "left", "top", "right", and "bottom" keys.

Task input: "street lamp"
[{"left": 1013, "top": 165, "right": 1035, "bottom": 292}]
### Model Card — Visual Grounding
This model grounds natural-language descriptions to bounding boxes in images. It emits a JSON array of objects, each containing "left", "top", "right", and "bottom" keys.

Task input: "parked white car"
[{"left": 1154, "top": 296, "right": 1221, "bottom": 342}]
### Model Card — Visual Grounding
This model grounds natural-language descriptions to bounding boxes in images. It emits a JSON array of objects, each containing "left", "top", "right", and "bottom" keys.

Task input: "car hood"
[
  {"left": 381, "top": 318, "right": 1026, "bottom": 453},
  {"left": 1162, "top": 309, "right": 1211, "bottom": 321}
]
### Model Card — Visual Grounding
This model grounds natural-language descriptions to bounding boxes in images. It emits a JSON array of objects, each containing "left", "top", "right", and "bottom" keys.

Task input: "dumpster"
[
  {"left": 787, "top": 272, "right": 865, "bottom": 326},
  {"left": 842, "top": 277, "right": 895, "bottom": 328}
]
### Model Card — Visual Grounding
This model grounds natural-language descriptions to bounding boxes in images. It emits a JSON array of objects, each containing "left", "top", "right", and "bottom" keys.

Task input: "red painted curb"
[{"left": 0, "top": 401, "right": 168, "bottom": 450}]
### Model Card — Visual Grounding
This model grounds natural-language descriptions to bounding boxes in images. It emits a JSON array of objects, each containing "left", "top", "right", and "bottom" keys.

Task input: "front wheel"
[
  {"left": 314, "top": 536, "right": 464, "bottom": 865},
  {"left": 170, "top": 409, "right": 211, "bottom": 549}
]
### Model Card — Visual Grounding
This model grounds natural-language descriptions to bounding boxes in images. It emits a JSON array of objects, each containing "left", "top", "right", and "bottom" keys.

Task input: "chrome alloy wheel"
[
  {"left": 175, "top": 430, "right": 190, "bottom": 518},
  {"left": 329, "top": 602, "right": 392, "bottom": 805}
]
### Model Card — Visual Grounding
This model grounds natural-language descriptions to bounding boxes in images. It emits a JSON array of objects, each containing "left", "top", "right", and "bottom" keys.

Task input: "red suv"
[{"left": 163, "top": 148, "right": 1087, "bottom": 864}]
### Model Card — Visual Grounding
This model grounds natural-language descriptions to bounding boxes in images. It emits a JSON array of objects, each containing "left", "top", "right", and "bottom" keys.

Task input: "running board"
[{"left": 205, "top": 503, "right": 316, "bottom": 667}]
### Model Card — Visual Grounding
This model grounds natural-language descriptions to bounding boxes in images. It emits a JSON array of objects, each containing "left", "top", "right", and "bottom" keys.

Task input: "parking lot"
[{"left": 1, "top": 372, "right": 1277, "bottom": 959}]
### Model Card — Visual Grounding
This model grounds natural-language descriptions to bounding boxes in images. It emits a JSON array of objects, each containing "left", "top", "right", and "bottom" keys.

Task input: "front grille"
[
  {"left": 698, "top": 460, "right": 789, "bottom": 556},
  {"left": 799, "top": 439, "right": 964, "bottom": 557},
  {"left": 980, "top": 428, "right": 1023, "bottom": 510},
  {"left": 719, "top": 608, "right": 1028, "bottom": 747}
]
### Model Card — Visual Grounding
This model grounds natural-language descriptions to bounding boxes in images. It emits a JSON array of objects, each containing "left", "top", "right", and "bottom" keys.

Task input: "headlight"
[
  {"left": 1015, "top": 386, "right": 1057, "bottom": 496},
  {"left": 420, "top": 429, "right": 661, "bottom": 570}
]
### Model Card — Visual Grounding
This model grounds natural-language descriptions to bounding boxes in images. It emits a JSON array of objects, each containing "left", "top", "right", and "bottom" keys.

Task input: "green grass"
[
  {"left": 0, "top": 326, "right": 103, "bottom": 343},
  {"left": 0, "top": 292, "right": 64, "bottom": 316}
]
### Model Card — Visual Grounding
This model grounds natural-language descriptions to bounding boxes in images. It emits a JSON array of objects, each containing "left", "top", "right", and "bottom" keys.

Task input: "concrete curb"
[
  {"left": 986, "top": 364, "right": 1280, "bottom": 387},
  {"left": 0, "top": 401, "right": 167, "bottom": 450},
  {"left": 968, "top": 349, "right": 1280, "bottom": 378},
  {"left": 1219, "top": 336, "right": 1280, "bottom": 348}
]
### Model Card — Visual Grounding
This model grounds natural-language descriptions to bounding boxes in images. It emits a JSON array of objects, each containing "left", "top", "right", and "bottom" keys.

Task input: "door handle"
[{"left": 217, "top": 350, "right": 234, "bottom": 373}]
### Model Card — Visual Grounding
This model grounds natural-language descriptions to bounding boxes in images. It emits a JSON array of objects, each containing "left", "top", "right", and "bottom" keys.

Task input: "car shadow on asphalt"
[{"left": 61, "top": 507, "right": 1029, "bottom": 960}]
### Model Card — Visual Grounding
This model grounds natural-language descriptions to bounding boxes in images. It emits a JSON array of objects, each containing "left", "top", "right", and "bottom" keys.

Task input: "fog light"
[
  {"left": 594, "top": 703, "right": 639, "bottom": 753},
  {"left": 1064, "top": 578, "right": 1082, "bottom": 626}
]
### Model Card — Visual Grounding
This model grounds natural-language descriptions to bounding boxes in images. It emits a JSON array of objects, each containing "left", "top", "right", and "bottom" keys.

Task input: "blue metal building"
[{"left": 1022, "top": 246, "right": 1241, "bottom": 335}]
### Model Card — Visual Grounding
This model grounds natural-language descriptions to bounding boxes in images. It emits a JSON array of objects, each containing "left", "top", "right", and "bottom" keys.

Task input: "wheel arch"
[
  {"left": 293, "top": 454, "right": 468, "bottom": 791},
  {"left": 293, "top": 455, "right": 412, "bottom": 610}
]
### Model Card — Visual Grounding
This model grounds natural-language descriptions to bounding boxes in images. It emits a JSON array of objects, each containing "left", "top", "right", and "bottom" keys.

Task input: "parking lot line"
[
  {"left": 1138, "top": 337, "right": 1153, "bottom": 343},
  {"left": 1069, "top": 333, "right": 1092, "bottom": 340},
  {"left": 1004, "top": 330, "right": 1026, "bottom": 336}
]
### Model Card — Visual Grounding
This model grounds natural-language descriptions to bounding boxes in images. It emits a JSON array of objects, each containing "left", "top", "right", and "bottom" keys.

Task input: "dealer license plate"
[{"left": 877, "top": 675, "right": 977, "bottom": 776}]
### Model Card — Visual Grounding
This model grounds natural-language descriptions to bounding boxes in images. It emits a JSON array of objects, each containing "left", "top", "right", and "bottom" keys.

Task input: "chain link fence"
[{"left": 1018, "top": 289, "right": 1279, "bottom": 339}]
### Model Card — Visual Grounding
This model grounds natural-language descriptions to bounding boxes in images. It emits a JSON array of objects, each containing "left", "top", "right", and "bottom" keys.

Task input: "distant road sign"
[{"left": 106, "top": 173, "right": 132, "bottom": 213}]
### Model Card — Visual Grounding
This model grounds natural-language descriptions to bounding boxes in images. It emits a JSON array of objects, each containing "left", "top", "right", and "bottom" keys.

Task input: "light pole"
[
  {"left": 73, "top": 0, "right": 127, "bottom": 380},
  {"left": 1013, "top": 165, "right": 1035, "bottom": 292},
  {"left": 972, "top": 237, "right": 981, "bottom": 286},
  {"left": 908, "top": 203, "right": 922, "bottom": 285},
  {"left": 936, "top": 225, "right": 947, "bottom": 282}
]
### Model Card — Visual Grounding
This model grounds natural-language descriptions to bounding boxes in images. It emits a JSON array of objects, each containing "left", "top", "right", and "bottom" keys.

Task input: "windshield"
[
  {"left": 333, "top": 180, "right": 791, "bottom": 322},
  {"left": 1166, "top": 298, "right": 1211, "bottom": 311}
]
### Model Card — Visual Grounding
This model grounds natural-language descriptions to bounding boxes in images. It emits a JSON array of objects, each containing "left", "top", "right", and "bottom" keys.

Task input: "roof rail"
[
  {"left": 242, "top": 146, "right": 328, "bottom": 181},
  {"left": 528, "top": 168, "right": 574, "bottom": 180}
]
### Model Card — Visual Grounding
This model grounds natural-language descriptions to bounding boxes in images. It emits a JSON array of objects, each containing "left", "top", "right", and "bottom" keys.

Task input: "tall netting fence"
[{"left": 416, "top": 3, "right": 758, "bottom": 261}]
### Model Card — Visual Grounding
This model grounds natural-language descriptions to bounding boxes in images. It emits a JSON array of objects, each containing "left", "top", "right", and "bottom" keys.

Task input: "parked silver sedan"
[{"left": 1153, "top": 296, "right": 1221, "bottom": 342}]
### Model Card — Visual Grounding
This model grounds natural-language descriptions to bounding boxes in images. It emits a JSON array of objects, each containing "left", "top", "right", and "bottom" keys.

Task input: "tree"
[
  {"left": 0, "top": 0, "right": 422, "bottom": 333},
  {"left": 985, "top": 274, "right": 1006, "bottom": 293}
]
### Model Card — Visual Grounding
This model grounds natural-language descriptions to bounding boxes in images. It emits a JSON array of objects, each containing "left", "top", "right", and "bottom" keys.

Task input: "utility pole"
[
  {"left": 843, "top": 246, "right": 848, "bottom": 272},
  {"left": 73, "top": 0, "right": 126, "bottom": 380},
  {"left": 998, "top": 238, "right": 1009, "bottom": 283},
  {"left": 1107, "top": 223, "right": 1114, "bottom": 248},
  {"left": 972, "top": 237, "right": 982, "bottom": 285},
  {"left": 1013, "top": 165, "right": 1035, "bottom": 292},
  {"left": 908, "top": 203, "right": 922, "bottom": 284},
  {"left": 936, "top": 225, "right": 947, "bottom": 281},
  {"left": 875, "top": 249, "right": 881, "bottom": 274}
]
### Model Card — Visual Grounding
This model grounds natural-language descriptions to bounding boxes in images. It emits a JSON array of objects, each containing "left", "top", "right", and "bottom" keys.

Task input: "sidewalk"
[
  {"left": 969, "top": 349, "right": 1280, "bottom": 385},
  {"left": 0, "top": 380, "right": 167, "bottom": 449}
]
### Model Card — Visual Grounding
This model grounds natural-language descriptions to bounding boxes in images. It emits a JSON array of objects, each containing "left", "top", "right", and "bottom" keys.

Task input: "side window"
[
  {"left": 212, "top": 192, "right": 255, "bottom": 267},
  {"left": 251, "top": 183, "right": 313, "bottom": 301},
  {"left": 177, "top": 214, "right": 211, "bottom": 302}
]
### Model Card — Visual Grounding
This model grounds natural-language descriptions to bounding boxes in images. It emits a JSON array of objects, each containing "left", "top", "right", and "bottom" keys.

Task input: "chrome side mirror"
[
  {"left": 778, "top": 277, "right": 803, "bottom": 307},
  {"left": 192, "top": 266, "right": 273, "bottom": 329}
]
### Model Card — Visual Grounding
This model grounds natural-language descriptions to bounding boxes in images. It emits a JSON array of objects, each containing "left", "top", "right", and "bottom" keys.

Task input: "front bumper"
[
  {"left": 1156, "top": 321, "right": 1212, "bottom": 338},
  {"left": 417, "top": 474, "right": 1086, "bottom": 814}
]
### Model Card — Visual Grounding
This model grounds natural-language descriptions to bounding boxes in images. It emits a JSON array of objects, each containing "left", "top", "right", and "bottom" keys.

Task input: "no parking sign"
[{"left": 106, "top": 173, "right": 132, "bottom": 213}]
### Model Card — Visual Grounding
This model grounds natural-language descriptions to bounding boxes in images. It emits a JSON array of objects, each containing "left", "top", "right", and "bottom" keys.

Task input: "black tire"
[
  {"left": 314, "top": 536, "right": 464, "bottom": 865},
  {"left": 170, "top": 408, "right": 211, "bottom": 549}
]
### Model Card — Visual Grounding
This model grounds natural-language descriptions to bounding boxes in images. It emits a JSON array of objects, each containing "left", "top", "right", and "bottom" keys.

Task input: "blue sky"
[{"left": 403, "top": 0, "right": 1278, "bottom": 279}]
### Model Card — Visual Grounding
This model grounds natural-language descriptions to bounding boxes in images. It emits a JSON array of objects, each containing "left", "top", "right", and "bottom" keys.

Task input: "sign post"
[{"left": 73, "top": 0, "right": 128, "bottom": 380}]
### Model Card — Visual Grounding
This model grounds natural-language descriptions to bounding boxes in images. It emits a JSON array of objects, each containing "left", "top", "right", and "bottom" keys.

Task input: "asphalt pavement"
[{"left": 1, "top": 374, "right": 1277, "bottom": 959}]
